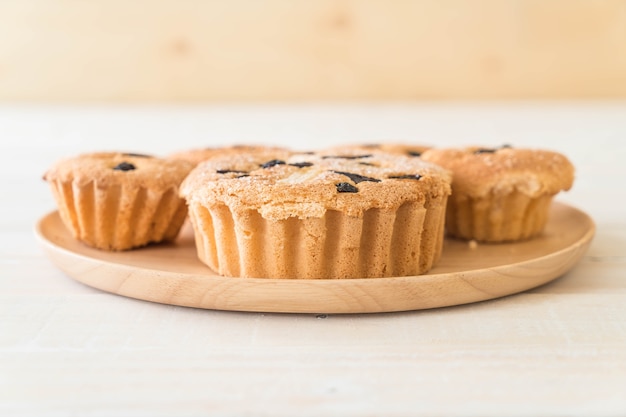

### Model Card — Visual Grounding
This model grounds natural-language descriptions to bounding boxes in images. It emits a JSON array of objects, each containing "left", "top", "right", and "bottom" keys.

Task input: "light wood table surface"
[{"left": 1, "top": 102, "right": 625, "bottom": 416}]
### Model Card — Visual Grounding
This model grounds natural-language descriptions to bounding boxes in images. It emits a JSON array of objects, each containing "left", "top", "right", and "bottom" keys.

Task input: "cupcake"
[
  {"left": 168, "top": 144, "right": 290, "bottom": 166},
  {"left": 180, "top": 151, "right": 451, "bottom": 279},
  {"left": 421, "top": 145, "right": 575, "bottom": 242},
  {"left": 43, "top": 152, "right": 194, "bottom": 251}
]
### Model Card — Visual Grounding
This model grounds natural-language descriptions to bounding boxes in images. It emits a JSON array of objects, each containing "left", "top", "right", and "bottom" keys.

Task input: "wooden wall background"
[{"left": 1, "top": 0, "right": 625, "bottom": 101}]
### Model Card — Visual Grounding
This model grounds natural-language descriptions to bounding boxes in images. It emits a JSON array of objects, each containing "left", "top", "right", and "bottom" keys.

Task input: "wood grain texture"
[
  {"left": 1, "top": 0, "right": 626, "bottom": 101},
  {"left": 34, "top": 202, "right": 595, "bottom": 313},
  {"left": 3, "top": 103, "right": 626, "bottom": 417}
]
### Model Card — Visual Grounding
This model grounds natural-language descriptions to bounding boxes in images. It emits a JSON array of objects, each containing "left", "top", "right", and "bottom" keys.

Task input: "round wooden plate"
[{"left": 35, "top": 202, "right": 594, "bottom": 314}]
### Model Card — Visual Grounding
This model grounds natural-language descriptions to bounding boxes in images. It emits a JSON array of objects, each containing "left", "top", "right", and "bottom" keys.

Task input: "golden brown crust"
[
  {"left": 322, "top": 142, "right": 432, "bottom": 158},
  {"left": 168, "top": 145, "right": 290, "bottom": 166},
  {"left": 420, "top": 146, "right": 575, "bottom": 198},
  {"left": 180, "top": 151, "right": 452, "bottom": 220},
  {"left": 44, "top": 152, "right": 194, "bottom": 190}
]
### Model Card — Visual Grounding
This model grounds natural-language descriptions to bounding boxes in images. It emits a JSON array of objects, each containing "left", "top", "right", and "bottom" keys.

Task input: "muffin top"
[
  {"left": 420, "top": 145, "right": 575, "bottom": 198},
  {"left": 168, "top": 145, "right": 290, "bottom": 166},
  {"left": 180, "top": 151, "right": 451, "bottom": 220},
  {"left": 322, "top": 142, "right": 432, "bottom": 158},
  {"left": 43, "top": 152, "right": 194, "bottom": 189}
]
